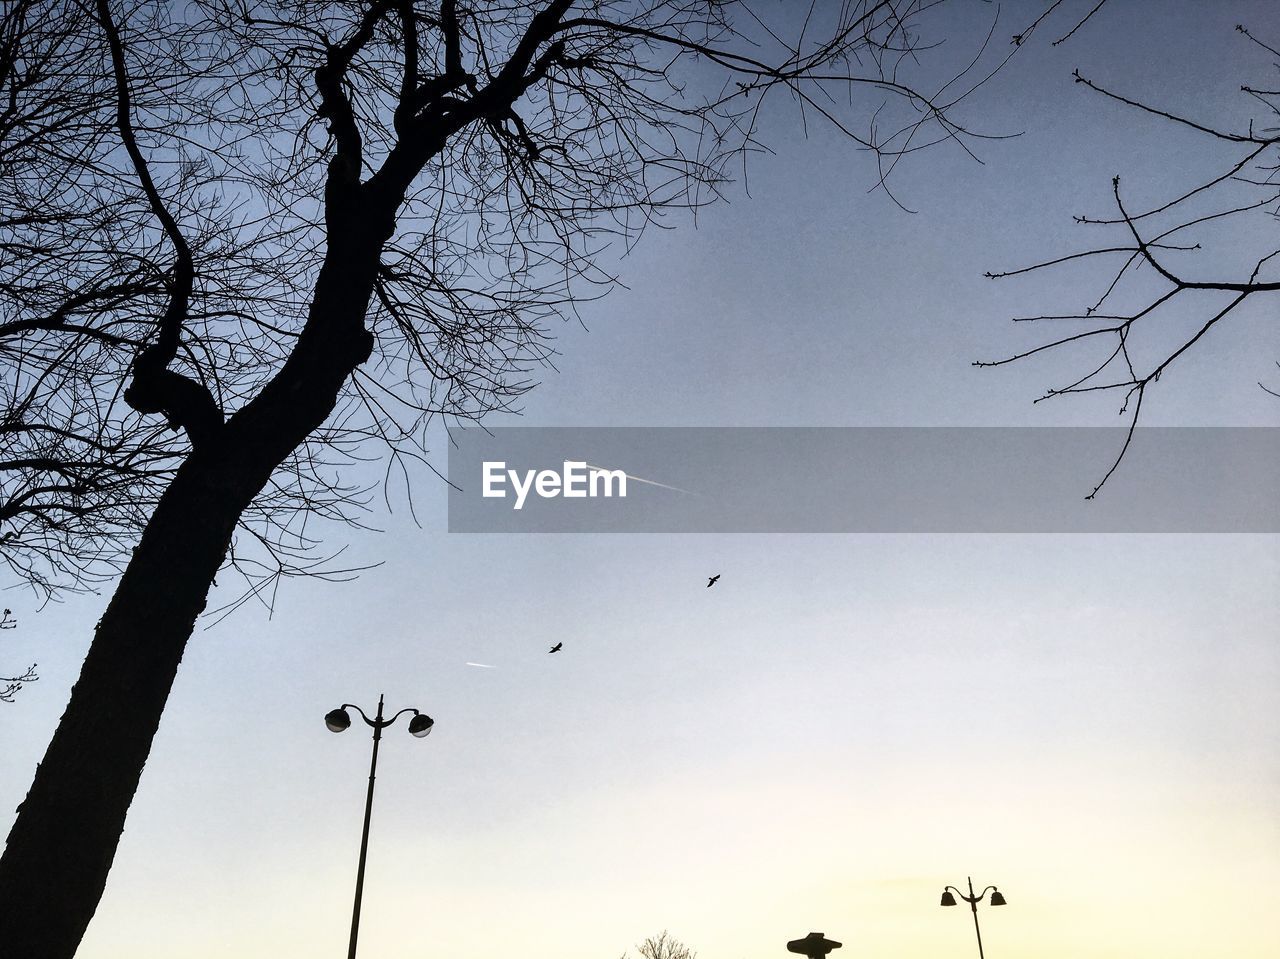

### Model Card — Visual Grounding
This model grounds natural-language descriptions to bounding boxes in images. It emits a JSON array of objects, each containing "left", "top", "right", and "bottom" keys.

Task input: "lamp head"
[
  {"left": 325, "top": 708, "right": 352, "bottom": 733},
  {"left": 989, "top": 889, "right": 1006, "bottom": 906},
  {"left": 940, "top": 890, "right": 957, "bottom": 907},
  {"left": 408, "top": 713, "right": 434, "bottom": 738}
]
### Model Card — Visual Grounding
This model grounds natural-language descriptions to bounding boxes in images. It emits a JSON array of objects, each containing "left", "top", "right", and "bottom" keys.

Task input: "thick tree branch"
[
  {"left": 94, "top": 0, "right": 222, "bottom": 447},
  {"left": 315, "top": 0, "right": 396, "bottom": 186},
  {"left": 392, "top": 0, "right": 419, "bottom": 132}
]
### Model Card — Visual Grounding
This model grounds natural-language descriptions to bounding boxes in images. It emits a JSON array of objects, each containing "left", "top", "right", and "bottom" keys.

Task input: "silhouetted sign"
[{"left": 787, "top": 932, "right": 842, "bottom": 958}]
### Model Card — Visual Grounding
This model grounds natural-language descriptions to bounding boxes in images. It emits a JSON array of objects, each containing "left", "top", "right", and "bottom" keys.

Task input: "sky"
[{"left": 3, "top": 2, "right": 1280, "bottom": 959}]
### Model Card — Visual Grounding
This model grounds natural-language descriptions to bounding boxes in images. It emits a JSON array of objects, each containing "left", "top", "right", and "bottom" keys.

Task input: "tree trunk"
[
  {"left": 0, "top": 445, "right": 253, "bottom": 956},
  {"left": 0, "top": 239, "right": 381, "bottom": 956}
]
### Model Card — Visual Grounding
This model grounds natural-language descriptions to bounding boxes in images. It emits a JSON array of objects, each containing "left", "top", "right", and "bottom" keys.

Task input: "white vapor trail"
[{"left": 581, "top": 463, "right": 696, "bottom": 496}]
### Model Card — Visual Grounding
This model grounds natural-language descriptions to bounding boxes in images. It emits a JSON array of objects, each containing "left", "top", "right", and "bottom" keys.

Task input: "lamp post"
[
  {"left": 325, "top": 694, "right": 434, "bottom": 959},
  {"left": 939, "top": 876, "right": 1006, "bottom": 959}
]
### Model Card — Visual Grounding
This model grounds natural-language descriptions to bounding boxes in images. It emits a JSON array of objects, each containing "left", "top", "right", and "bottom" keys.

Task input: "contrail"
[
  {"left": 581, "top": 463, "right": 696, "bottom": 496},
  {"left": 465, "top": 662, "right": 497, "bottom": 669}
]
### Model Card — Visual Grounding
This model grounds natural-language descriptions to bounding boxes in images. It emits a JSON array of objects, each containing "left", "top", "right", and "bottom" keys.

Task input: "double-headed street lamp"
[
  {"left": 940, "top": 876, "right": 1006, "bottom": 959},
  {"left": 325, "top": 694, "right": 434, "bottom": 959}
]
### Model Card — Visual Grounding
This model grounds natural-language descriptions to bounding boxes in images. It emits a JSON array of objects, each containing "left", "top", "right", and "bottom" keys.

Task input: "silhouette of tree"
[
  {"left": 0, "top": 0, "right": 1052, "bottom": 953},
  {"left": 981, "top": 14, "right": 1280, "bottom": 496},
  {"left": 627, "top": 930, "right": 696, "bottom": 959},
  {"left": 0, "top": 608, "right": 37, "bottom": 703}
]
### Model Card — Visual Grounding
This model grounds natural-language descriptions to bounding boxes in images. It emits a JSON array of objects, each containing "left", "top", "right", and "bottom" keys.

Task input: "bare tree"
[
  {"left": 625, "top": 930, "right": 696, "bottom": 959},
  {"left": 0, "top": 0, "right": 1046, "bottom": 954},
  {"left": 981, "top": 11, "right": 1280, "bottom": 496},
  {"left": 0, "top": 608, "right": 37, "bottom": 703}
]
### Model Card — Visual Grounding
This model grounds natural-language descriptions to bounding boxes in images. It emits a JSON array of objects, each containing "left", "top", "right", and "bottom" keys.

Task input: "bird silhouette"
[
  {"left": 706, "top": 574, "right": 720, "bottom": 588},
  {"left": 548, "top": 642, "right": 563, "bottom": 653}
]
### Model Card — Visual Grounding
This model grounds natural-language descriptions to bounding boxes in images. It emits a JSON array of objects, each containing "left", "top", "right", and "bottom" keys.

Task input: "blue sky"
[{"left": 2, "top": 2, "right": 1278, "bottom": 958}]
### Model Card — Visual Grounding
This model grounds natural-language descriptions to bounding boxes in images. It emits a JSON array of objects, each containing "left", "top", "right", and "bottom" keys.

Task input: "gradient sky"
[{"left": 3, "top": 3, "right": 1279, "bottom": 959}]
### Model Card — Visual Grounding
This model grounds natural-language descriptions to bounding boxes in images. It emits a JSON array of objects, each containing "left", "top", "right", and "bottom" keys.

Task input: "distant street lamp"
[
  {"left": 939, "top": 876, "right": 1006, "bottom": 959},
  {"left": 326, "top": 694, "right": 434, "bottom": 959}
]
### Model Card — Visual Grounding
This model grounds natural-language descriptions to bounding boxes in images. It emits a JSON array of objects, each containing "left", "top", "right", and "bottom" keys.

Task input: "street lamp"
[
  {"left": 939, "top": 876, "right": 1006, "bottom": 959},
  {"left": 326, "top": 694, "right": 434, "bottom": 959}
]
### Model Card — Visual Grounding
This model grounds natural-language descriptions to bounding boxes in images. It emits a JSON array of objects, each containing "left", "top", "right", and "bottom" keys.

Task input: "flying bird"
[
  {"left": 465, "top": 662, "right": 497, "bottom": 669},
  {"left": 706, "top": 574, "right": 720, "bottom": 588},
  {"left": 548, "top": 642, "right": 563, "bottom": 653}
]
